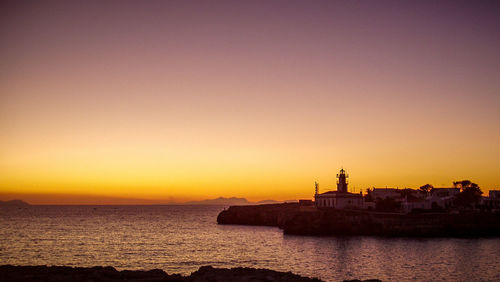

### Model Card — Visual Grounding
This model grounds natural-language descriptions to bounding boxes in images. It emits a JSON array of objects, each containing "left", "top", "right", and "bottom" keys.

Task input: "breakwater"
[{"left": 217, "top": 204, "right": 500, "bottom": 237}]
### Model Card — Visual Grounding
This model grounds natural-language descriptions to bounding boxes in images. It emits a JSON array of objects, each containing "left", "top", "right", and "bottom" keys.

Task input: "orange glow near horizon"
[{"left": 1, "top": 1, "right": 499, "bottom": 204}]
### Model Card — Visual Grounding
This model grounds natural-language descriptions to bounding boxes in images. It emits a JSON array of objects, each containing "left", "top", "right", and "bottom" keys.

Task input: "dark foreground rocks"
[
  {"left": 0, "top": 265, "right": 324, "bottom": 282},
  {"left": 190, "top": 266, "right": 322, "bottom": 282}
]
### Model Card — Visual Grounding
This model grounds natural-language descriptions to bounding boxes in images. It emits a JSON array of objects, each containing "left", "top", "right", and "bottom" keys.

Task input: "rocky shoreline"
[
  {"left": 0, "top": 265, "right": 322, "bottom": 282},
  {"left": 217, "top": 203, "right": 301, "bottom": 228},
  {"left": 217, "top": 203, "right": 500, "bottom": 237},
  {"left": 0, "top": 265, "right": 382, "bottom": 282}
]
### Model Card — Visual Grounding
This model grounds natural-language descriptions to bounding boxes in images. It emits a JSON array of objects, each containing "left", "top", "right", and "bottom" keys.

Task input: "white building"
[
  {"left": 482, "top": 190, "right": 500, "bottom": 210},
  {"left": 315, "top": 168, "right": 364, "bottom": 209},
  {"left": 402, "top": 188, "right": 459, "bottom": 213},
  {"left": 489, "top": 190, "right": 500, "bottom": 199},
  {"left": 371, "top": 188, "right": 401, "bottom": 200}
]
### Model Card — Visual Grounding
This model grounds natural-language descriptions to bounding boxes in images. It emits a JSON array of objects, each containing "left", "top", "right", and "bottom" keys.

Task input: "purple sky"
[{"left": 1, "top": 1, "right": 500, "bottom": 203}]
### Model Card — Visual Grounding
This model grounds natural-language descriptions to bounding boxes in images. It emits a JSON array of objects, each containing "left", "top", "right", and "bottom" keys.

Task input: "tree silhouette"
[
  {"left": 453, "top": 180, "right": 483, "bottom": 208},
  {"left": 419, "top": 184, "right": 433, "bottom": 194},
  {"left": 453, "top": 180, "right": 477, "bottom": 191},
  {"left": 364, "top": 188, "right": 373, "bottom": 202}
]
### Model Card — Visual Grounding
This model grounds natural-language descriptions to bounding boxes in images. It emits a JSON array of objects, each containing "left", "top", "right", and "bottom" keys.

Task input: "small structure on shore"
[{"left": 314, "top": 168, "right": 363, "bottom": 209}]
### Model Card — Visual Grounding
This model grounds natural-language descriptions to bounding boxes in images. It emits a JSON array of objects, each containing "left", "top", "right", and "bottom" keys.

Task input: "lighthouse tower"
[{"left": 337, "top": 168, "right": 348, "bottom": 193}]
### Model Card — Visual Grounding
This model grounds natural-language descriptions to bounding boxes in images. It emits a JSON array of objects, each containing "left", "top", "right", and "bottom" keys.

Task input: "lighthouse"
[
  {"left": 337, "top": 168, "right": 348, "bottom": 193},
  {"left": 315, "top": 168, "right": 362, "bottom": 209}
]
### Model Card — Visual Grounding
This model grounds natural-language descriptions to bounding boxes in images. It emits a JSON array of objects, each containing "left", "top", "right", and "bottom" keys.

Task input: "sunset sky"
[{"left": 1, "top": 1, "right": 499, "bottom": 204}]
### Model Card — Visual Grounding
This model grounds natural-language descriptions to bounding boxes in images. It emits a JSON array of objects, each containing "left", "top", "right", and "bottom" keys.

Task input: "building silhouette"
[{"left": 314, "top": 168, "right": 363, "bottom": 209}]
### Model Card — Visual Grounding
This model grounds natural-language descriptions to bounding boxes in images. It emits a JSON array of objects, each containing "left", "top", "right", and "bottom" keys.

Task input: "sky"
[{"left": 1, "top": 0, "right": 500, "bottom": 204}]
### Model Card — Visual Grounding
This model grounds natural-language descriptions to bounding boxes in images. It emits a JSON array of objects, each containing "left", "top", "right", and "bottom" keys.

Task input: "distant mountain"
[
  {"left": 256, "top": 200, "right": 281, "bottom": 204},
  {"left": 0, "top": 200, "right": 30, "bottom": 206},
  {"left": 182, "top": 197, "right": 283, "bottom": 206},
  {"left": 183, "top": 197, "right": 250, "bottom": 206}
]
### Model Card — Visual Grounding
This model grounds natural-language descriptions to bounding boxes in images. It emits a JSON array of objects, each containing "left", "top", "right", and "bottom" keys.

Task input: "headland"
[
  {"left": 217, "top": 168, "right": 500, "bottom": 237},
  {"left": 217, "top": 203, "right": 500, "bottom": 237}
]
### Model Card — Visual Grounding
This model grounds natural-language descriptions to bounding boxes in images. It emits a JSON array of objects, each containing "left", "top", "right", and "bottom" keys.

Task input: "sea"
[{"left": 1, "top": 205, "right": 499, "bottom": 281}]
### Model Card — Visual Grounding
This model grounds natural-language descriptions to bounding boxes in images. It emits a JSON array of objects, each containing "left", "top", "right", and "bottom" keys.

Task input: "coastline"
[
  {"left": 0, "top": 265, "right": 379, "bottom": 282},
  {"left": 217, "top": 203, "right": 500, "bottom": 237}
]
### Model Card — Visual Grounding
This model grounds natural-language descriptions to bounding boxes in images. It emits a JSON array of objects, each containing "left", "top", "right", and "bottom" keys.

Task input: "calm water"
[{"left": 0, "top": 205, "right": 499, "bottom": 281}]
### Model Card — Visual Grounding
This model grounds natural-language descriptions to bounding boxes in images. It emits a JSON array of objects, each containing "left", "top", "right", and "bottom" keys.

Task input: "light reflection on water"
[{"left": 0, "top": 205, "right": 498, "bottom": 281}]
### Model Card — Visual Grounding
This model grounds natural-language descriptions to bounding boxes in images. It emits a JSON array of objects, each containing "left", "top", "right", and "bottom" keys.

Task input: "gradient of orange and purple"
[{"left": 1, "top": 1, "right": 500, "bottom": 204}]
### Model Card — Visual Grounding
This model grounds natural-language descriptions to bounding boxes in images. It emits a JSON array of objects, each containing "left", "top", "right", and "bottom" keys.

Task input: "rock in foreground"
[
  {"left": 0, "top": 265, "right": 322, "bottom": 282},
  {"left": 190, "top": 266, "right": 321, "bottom": 281}
]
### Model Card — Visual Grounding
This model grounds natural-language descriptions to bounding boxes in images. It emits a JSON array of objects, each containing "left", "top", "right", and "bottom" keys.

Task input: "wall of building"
[
  {"left": 372, "top": 189, "right": 401, "bottom": 200},
  {"left": 315, "top": 195, "right": 363, "bottom": 209}
]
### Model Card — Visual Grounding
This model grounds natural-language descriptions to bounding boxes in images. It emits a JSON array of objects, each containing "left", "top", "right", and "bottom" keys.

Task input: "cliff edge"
[{"left": 217, "top": 203, "right": 301, "bottom": 228}]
